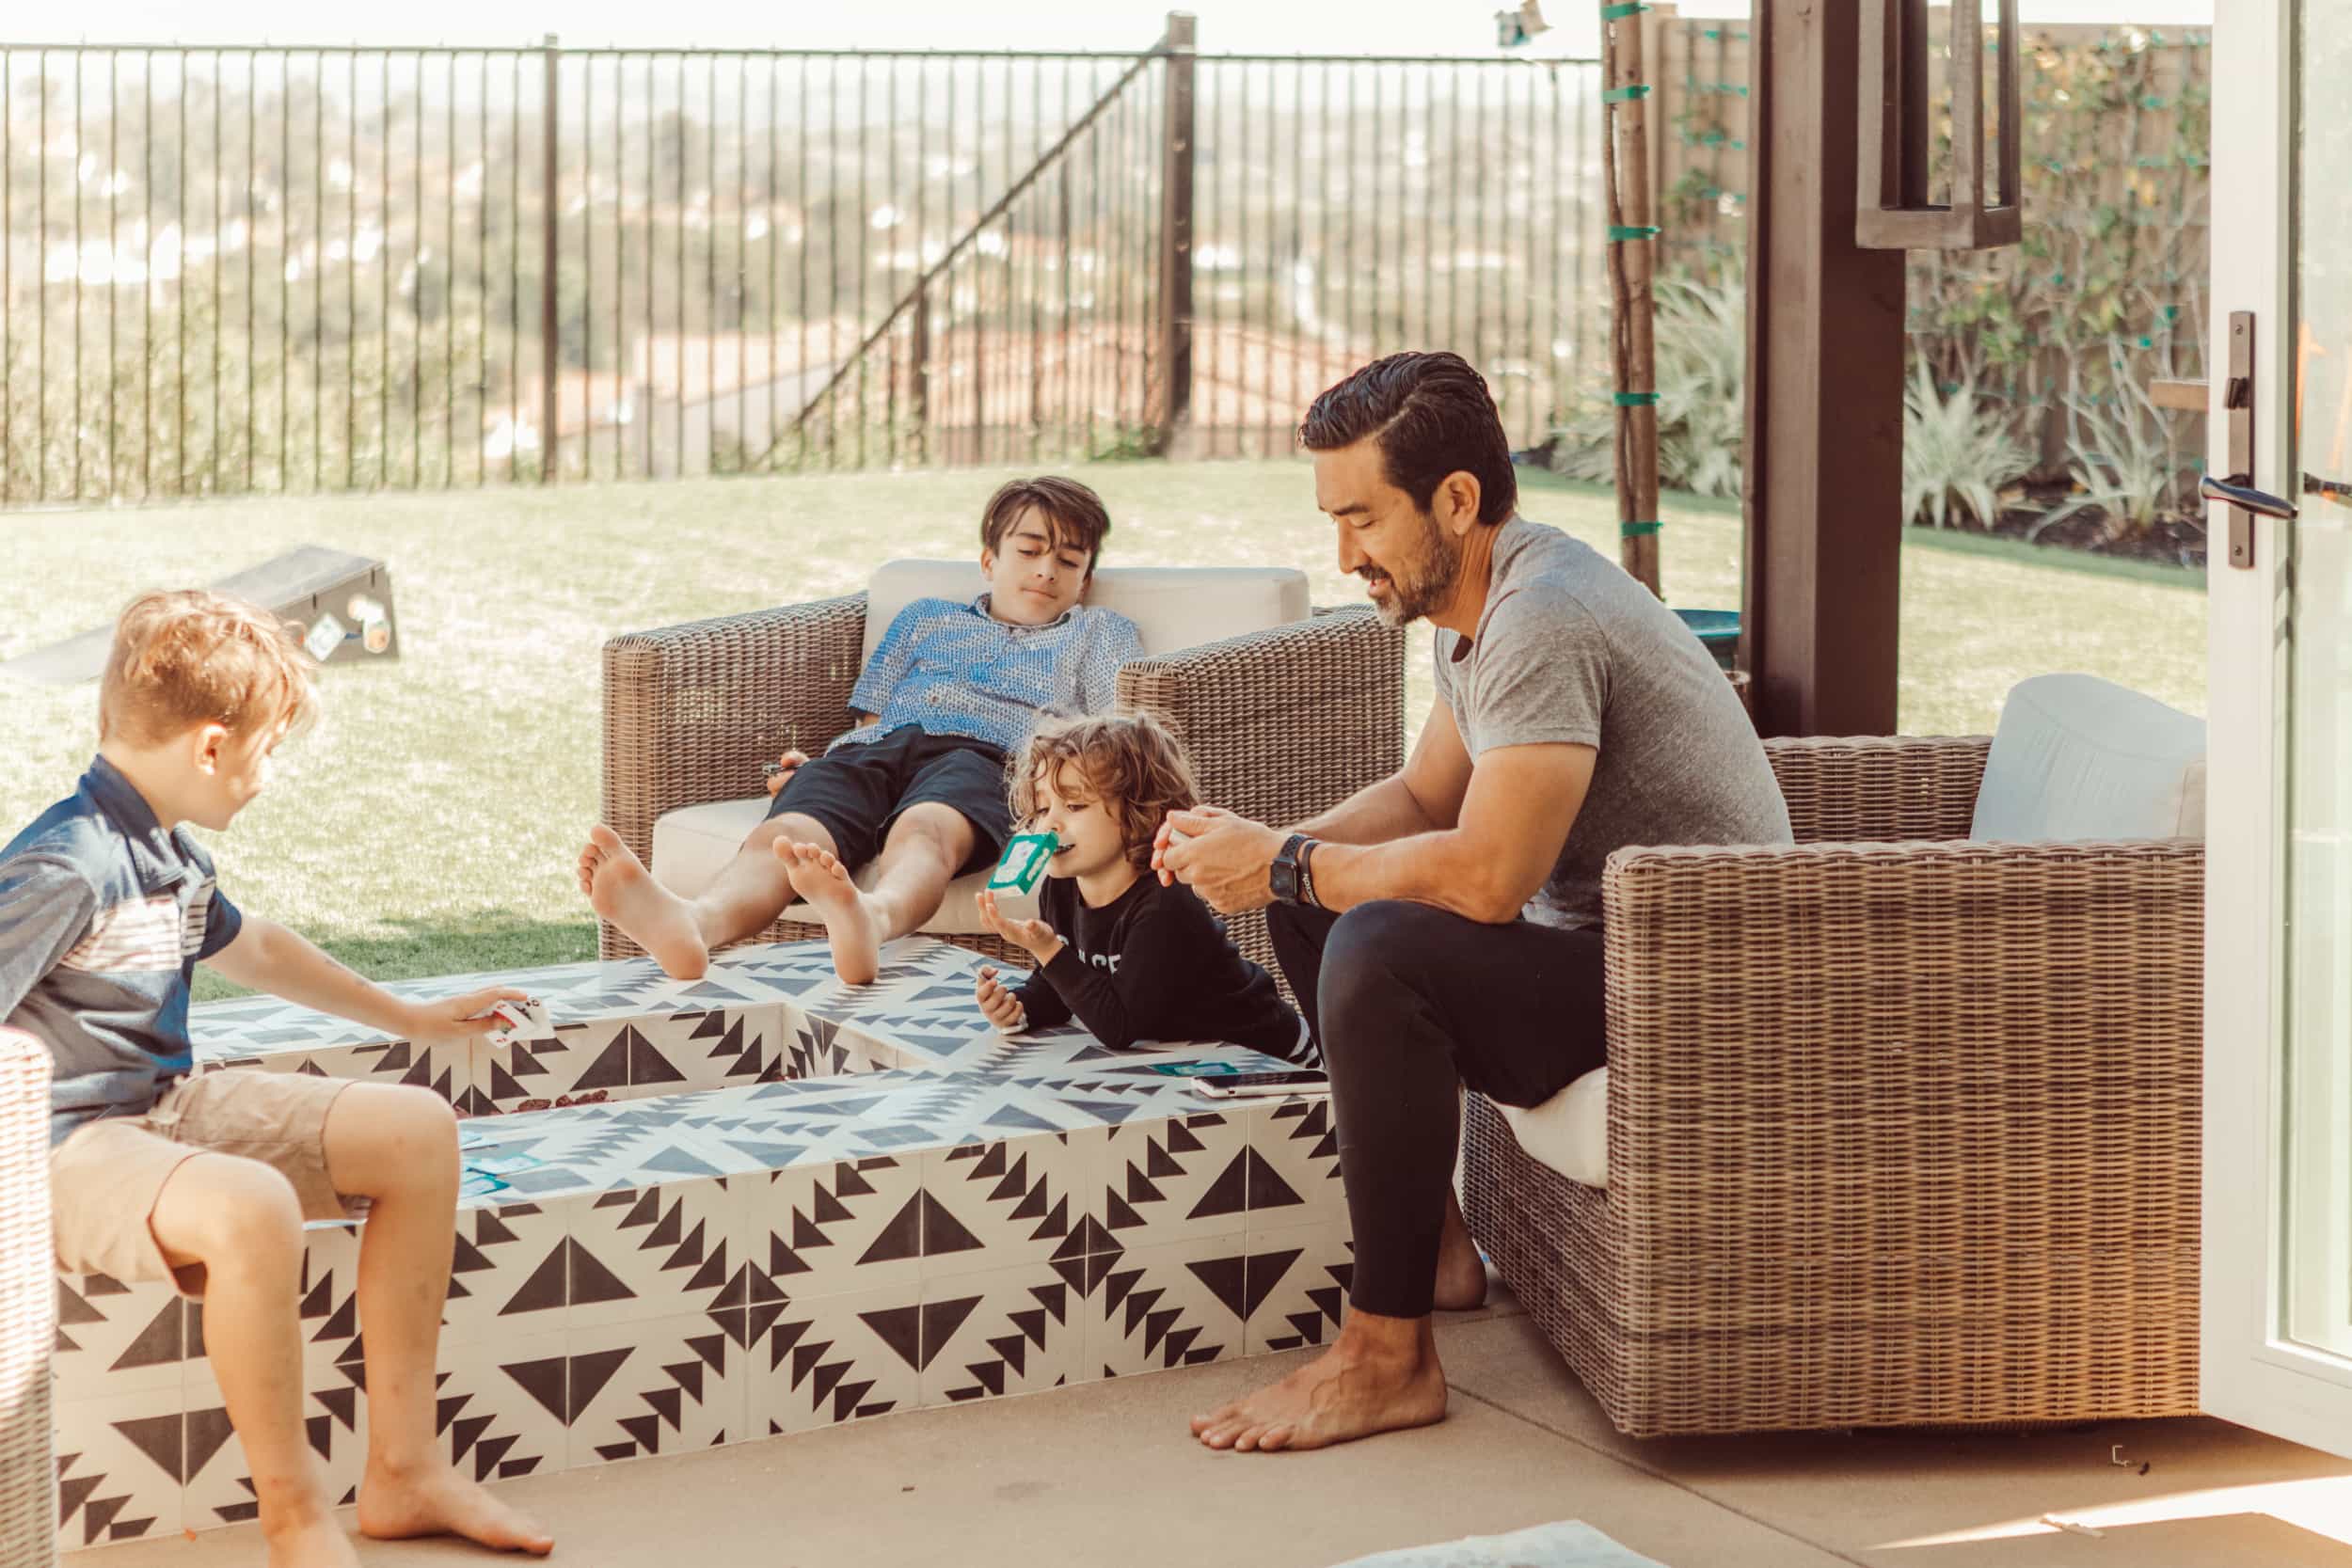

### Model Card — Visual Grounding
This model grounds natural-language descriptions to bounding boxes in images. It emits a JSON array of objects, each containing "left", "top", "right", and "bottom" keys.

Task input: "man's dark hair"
[
  {"left": 980, "top": 475, "right": 1113, "bottom": 571},
  {"left": 1297, "top": 351, "right": 1517, "bottom": 525}
]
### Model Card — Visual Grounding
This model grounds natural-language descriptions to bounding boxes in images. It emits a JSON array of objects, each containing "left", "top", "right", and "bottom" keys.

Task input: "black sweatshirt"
[{"left": 1012, "top": 873, "right": 1314, "bottom": 1063}]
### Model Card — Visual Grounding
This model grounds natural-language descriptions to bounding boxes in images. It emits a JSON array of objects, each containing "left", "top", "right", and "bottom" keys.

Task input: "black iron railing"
[{"left": 0, "top": 23, "right": 1605, "bottom": 503}]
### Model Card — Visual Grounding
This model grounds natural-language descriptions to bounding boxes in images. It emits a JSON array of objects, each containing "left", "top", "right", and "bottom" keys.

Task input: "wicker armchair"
[
  {"left": 1461, "top": 735, "right": 2203, "bottom": 1438},
  {"left": 1, "top": 1028, "right": 55, "bottom": 1567},
  {"left": 600, "top": 596, "right": 1405, "bottom": 976}
]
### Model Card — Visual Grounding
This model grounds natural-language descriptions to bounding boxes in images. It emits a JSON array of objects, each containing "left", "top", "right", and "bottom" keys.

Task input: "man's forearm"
[
  {"left": 208, "top": 919, "right": 418, "bottom": 1035},
  {"left": 1305, "top": 832, "right": 1526, "bottom": 924},
  {"left": 1292, "top": 774, "right": 1438, "bottom": 847}
]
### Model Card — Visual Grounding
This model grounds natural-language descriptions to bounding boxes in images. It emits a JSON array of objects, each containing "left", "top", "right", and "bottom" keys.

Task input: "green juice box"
[{"left": 986, "top": 831, "right": 1061, "bottom": 921}]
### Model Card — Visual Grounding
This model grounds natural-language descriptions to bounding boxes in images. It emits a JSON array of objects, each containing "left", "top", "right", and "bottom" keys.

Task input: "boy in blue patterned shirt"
[{"left": 582, "top": 476, "right": 1144, "bottom": 985}]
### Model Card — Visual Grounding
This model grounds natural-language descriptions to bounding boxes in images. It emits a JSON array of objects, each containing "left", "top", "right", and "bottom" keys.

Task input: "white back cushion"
[
  {"left": 862, "top": 560, "right": 1311, "bottom": 664},
  {"left": 1969, "top": 673, "right": 2207, "bottom": 843}
]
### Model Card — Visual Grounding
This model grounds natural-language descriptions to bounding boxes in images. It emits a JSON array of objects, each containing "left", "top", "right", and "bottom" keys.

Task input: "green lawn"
[{"left": 0, "top": 461, "right": 2204, "bottom": 996}]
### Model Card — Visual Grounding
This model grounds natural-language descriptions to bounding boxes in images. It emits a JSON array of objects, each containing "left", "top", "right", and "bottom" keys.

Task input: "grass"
[{"left": 0, "top": 459, "right": 2205, "bottom": 996}]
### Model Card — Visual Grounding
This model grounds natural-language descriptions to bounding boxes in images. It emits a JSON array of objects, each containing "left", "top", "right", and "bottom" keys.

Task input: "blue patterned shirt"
[{"left": 836, "top": 594, "right": 1145, "bottom": 755}]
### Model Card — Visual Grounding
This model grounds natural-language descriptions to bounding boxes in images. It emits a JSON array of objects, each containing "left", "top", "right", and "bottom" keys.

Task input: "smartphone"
[{"left": 1192, "top": 1069, "right": 1330, "bottom": 1100}]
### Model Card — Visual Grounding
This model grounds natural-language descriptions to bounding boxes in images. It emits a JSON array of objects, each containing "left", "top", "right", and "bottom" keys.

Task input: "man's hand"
[
  {"left": 1155, "top": 807, "right": 1285, "bottom": 914},
  {"left": 764, "top": 749, "right": 810, "bottom": 798},
  {"left": 403, "top": 984, "right": 532, "bottom": 1049},
  {"left": 975, "top": 966, "right": 1028, "bottom": 1034},
  {"left": 976, "top": 890, "right": 1065, "bottom": 964}
]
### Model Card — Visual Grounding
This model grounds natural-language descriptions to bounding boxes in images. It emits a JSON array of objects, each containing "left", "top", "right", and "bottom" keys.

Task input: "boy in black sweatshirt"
[{"left": 974, "top": 713, "right": 1313, "bottom": 1063}]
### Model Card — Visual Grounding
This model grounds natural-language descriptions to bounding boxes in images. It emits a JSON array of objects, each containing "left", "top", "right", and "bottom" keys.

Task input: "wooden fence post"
[{"left": 1156, "top": 12, "right": 1197, "bottom": 454}]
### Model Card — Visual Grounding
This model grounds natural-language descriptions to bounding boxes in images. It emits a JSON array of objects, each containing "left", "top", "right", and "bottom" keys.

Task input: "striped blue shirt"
[
  {"left": 0, "top": 756, "right": 246, "bottom": 1144},
  {"left": 836, "top": 594, "right": 1145, "bottom": 755}
]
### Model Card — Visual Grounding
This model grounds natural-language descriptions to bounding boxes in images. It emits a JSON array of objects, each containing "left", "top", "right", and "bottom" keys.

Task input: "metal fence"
[{"left": 0, "top": 24, "right": 1606, "bottom": 505}]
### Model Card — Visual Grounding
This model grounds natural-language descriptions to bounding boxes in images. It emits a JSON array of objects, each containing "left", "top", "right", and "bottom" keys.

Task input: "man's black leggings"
[{"left": 1268, "top": 899, "right": 1607, "bottom": 1320}]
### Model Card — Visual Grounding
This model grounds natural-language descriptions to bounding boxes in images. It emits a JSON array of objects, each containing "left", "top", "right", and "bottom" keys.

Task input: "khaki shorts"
[{"left": 51, "top": 1068, "right": 360, "bottom": 1296}]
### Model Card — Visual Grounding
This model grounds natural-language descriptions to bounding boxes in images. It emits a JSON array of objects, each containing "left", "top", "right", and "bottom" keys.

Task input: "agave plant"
[
  {"left": 1549, "top": 267, "right": 1748, "bottom": 499},
  {"left": 2032, "top": 338, "right": 2198, "bottom": 542},
  {"left": 1902, "top": 362, "right": 2032, "bottom": 529}
]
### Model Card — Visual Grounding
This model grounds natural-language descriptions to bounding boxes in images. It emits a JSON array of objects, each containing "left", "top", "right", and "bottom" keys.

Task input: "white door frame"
[{"left": 2201, "top": 0, "right": 2352, "bottom": 1460}]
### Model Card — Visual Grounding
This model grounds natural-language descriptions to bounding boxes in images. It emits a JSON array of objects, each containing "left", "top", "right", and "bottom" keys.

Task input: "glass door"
[{"left": 2203, "top": 0, "right": 2352, "bottom": 1459}]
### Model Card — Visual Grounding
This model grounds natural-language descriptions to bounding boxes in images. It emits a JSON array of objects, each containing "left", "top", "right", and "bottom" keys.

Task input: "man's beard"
[{"left": 1361, "top": 516, "right": 1465, "bottom": 629}]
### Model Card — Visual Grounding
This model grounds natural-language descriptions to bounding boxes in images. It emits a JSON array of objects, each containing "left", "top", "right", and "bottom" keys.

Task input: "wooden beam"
[{"left": 1740, "top": 0, "right": 1907, "bottom": 737}]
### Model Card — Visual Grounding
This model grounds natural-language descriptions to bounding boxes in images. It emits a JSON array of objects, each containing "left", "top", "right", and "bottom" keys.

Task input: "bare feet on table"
[
  {"left": 261, "top": 1508, "right": 360, "bottom": 1568},
  {"left": 580, "top": 823, "right": 709, "bottom": 980},
  {"left": 775, "top": 838, "right": 885, "bottom": 985},
  {"left": 358, "top": 1463, "right": 554, "bottom": 1556},
  {"left": 1189, "top": 1336, "right": 1449, "bottom": 1452}
]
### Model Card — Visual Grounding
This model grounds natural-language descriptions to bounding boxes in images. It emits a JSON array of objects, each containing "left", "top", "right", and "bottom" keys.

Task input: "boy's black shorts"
[{"left": 766, "top": 726, "right": 1012, "bottom": 876}]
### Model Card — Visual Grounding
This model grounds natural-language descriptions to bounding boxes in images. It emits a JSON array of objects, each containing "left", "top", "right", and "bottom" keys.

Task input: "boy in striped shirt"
[{"left": 0, "top": 591, "right": 550, "bottom": 1566}]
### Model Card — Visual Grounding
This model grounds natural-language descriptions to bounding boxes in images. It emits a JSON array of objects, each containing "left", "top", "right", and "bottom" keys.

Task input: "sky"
[{"left": 8, "top": 1, "right": 2218, "bottom": 56}]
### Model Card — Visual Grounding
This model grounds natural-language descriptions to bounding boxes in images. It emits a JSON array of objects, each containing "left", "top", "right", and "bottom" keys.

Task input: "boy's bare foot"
[
  {"left": 580, "top": 823, "right": 709, "bottom": 979},
  {"left": 262, "top": 1508, "right": 360, "bottom": 1568},
  {"left": 358, "top": 1462, "right": 554, "bottom": 1556},
  {"left": 1189, "top": 1324, "right": 1449, "bottom": 1452},
  {"left": 777, "top": 839, "right": 885, "bottom": 985}
]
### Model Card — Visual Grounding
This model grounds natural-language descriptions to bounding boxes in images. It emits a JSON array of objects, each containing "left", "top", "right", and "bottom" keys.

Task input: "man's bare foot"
[
  {"left": 357, "top": 1462, "right": 554, "bottom": 1556},
  {"left": 581, "top": 823, "right": 709, "bottom": 979},
  {"left": 262, "top": 1507, "right": 360, "bottom": 1568},
  {"left": 777, "top": 839, "right": 885, "bottom": 985},
  {"left": 1432, "top": 1207, "right": 1490, "bottom": 1312},
  {"left": 1189, "top": 1319, "right": 1449, "bottom": 1452}
]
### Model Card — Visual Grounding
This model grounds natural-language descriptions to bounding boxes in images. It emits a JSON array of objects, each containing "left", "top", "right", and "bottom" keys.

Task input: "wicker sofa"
[
  {"left": 599, "top": 572, "right": 1405, "bottom": 976},
  {"left": 1461, "top": 730, "right": 2204, "bottom": 1438},
  {"left": 2, "top": 1028, "right": 56, "bottom": 1568}
]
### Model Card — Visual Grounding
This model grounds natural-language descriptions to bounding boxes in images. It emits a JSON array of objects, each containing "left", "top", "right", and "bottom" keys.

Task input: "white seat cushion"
[
  {"left": 862, "top": 560, "right": 1311, "bottom": 663},
  {"left": 649, "top": 796, "right": 994, "bottom": 934},
  {"left": 1497, "top": 1067, "right": 1610, "bottom": 1189},
  {"left": 1968, "top": 673, "right": 2207, "bottom": 843}
]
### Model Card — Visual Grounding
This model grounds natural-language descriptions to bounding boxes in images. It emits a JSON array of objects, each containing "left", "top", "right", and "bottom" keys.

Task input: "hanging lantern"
[{"left": 1857, "top": 0, "right": 2024, "bottom": 250}]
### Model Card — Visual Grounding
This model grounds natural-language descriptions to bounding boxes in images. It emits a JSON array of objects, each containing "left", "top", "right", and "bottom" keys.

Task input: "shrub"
[
  {"left": 1903, "top": 363, "right": 2033, "bottom": 529},
  {"left": 1549, "top": 269, "right": 1746, "bottom": 499}
]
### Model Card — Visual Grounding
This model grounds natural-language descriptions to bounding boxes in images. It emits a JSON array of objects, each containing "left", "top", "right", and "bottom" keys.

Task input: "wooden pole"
[
  {"left": 1739, "top": 0, "right": 1905, "bottom": 736},
  {"left": 1603, "top": 3, "right": 1662, "bottom": 595}
]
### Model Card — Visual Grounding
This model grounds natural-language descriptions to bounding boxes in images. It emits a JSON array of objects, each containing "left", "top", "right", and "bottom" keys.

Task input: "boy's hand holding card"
[{"left": 485, "top": 996, "right": 553, "bottom": 1049}]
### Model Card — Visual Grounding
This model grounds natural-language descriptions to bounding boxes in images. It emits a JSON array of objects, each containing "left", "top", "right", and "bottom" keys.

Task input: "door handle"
[{"left": 2201, "top": 473, "right": 2299, "bottom": 522}]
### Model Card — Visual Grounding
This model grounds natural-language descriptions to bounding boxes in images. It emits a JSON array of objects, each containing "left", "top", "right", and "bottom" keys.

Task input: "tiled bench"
[{"left": 55, "top": 940, "right": 1352, "bottom": 1554}]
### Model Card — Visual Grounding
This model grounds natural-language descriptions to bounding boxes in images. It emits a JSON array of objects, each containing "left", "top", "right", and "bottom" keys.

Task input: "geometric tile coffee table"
[{"left": 56, "top": 939, "right": 1353, "bottom": 1554}]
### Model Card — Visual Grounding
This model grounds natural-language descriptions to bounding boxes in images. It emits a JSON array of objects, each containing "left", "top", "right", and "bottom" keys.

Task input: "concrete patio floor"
[{"left": 82, "top": 1288, "right": 2352, "bottom": 1568}]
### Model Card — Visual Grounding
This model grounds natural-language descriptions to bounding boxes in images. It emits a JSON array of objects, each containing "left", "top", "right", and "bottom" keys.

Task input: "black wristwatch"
[{"left": 1272, "top": 833, "right": 1316, "bottom": 906}]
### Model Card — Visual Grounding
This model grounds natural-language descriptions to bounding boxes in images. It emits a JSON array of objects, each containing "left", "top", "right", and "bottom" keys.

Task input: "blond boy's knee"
[
  {"left": 168, "top": 1156, "right": 305, "bottom": 1264},
  {"left": 332, "top": 1083, "right": 459, "bottom": 1183}
]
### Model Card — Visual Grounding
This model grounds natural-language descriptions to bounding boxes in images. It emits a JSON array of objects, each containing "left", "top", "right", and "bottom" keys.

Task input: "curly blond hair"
[
  {"left": 1010, "top": 712, "right": 1200, "bottom": 871},
  {"left": 100, "top": 590, "right": 320, "bottom": 748}
]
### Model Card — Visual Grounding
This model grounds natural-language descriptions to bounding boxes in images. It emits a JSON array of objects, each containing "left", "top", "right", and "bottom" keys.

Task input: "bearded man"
[{"left": 1158, "top": 351, "right": 1792, "bottom": 1452}]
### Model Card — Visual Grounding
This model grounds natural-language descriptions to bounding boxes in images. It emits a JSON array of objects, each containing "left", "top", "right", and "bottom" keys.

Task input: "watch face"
[{"left": 1270, "top": 861, "right": 1300, "bottom": 902}]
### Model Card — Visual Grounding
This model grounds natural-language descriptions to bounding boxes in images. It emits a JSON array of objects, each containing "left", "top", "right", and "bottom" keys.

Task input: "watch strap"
[{"left": 1274, "top": 833, "right": 1310, "bottom": 905}]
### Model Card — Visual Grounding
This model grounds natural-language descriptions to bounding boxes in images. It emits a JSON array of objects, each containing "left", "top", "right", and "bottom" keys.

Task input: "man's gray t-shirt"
[{"left": 1431, "top": 515, "right": 1792, "bottom": 928}]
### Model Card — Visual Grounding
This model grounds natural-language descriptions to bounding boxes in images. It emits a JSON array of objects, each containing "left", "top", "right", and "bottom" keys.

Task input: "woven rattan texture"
[
  {"left": 1765, "top": 734, "right": 1992, "bottom": 844},
  {"left": 600, "top": 597, "right": 1406, "bottom": 991},
  {"left": 0, "top": 1030, "right": 55, "bottom": 1567},
  {"left": 1464, "top": 736, "right": 2202, "bottom": 1437}
]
